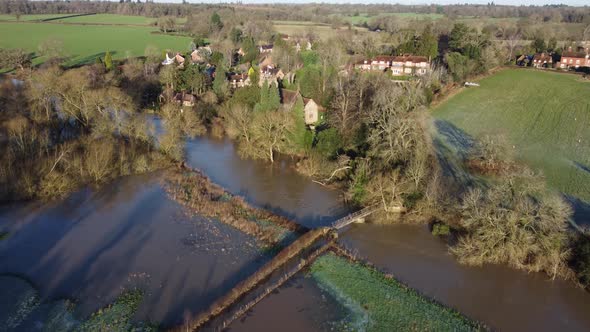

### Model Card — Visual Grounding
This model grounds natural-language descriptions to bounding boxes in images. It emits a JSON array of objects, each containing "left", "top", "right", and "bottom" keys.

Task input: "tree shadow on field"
[
  {"left": 433, "top": 120, "right": 478, "bottom": 194},
  {"left": 66, "top": 51, "right": 117, "bottom": 68},
  {"left": 565, "top": 195, "right": 590, "bottom": 229}
]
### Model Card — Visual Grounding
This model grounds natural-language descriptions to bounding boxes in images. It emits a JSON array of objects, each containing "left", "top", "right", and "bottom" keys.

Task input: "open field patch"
[
  {"left": 52, "top": 14, "right": 160, "bottom": 25},
  {"left": 0, "top": 22, "right": 191, "bottom": 67},
  {"left": 0, "top": 14, "right": 72, "bottom": 21},
  {"left": 335, "top": 12, "right": 445, "bottom": 25},
  {"left": 273, "top": 23, "right": 368, "bottom": 39},
  {"left": 434, "top": 69, "right": 590, "bottom": 203},
  {"left": 310, "top": 254, "right": 480, "bottom": 332}
]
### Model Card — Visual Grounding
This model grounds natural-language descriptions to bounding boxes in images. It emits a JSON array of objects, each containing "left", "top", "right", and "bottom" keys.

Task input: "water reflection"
[{"left": 0, "top": 172, "right": 266, "bottom": 326}]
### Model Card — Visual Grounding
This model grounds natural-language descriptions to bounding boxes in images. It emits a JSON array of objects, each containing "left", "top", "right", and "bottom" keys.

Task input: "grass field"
[
  {"left": 0, "top": 22, "right": 191, "bottom": 67},
  {"left": 336, "top": 13, "right": 445, "bottom": 25},
  {"left": 273, "top": 23, "right": 368, "bottom": 39},
  {"left": 0, "top": 14, "right": 70, "bottom": 21},
  {"left": 434, "top": 69, "right": 590, "bottom": 203},
  {"left": 51, "top": 14, "right": 187, "bottom": 25},
  {"left": 311, "top": 254, "right": 479, "bottom": 331}
]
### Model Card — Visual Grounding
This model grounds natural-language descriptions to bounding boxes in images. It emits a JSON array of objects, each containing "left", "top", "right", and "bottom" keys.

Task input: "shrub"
[
  {"left": 452, "top": 168, "right": 572, "bottom": 279},
  {"left": 431, "top": 222, "right": 450, "bottom": 236},
  {"left": 571, "top": 236, "right": 590, "bottom": 289}
]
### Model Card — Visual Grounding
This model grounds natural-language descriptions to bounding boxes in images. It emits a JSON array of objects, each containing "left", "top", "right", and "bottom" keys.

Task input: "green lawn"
[
  {"left": 311, "top": 254, "right": 479, "bottom": 332},
  {"left": 434, "top": 69, "right": 590, "bottom": 203},
  {"left": 0, "top": 22, "right": 191, "bottom": 67}
]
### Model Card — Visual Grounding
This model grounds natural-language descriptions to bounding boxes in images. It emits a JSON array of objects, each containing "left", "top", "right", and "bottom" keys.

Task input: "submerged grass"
[{"left": 310, "top": 253, "right": 482, "bottom": 332}]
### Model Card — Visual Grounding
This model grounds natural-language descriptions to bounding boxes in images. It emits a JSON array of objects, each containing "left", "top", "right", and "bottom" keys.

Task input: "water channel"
[{"left": 0, "top": 135, "right": 589, "bottom": 331}]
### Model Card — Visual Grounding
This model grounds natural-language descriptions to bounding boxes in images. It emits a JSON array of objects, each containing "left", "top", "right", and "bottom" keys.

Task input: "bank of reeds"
[
  {"left": 164, "top": 168, "right": 305, "bottom": 245},
  {"left": 171, "top": 227, "right": 331, "bottom": 331}
]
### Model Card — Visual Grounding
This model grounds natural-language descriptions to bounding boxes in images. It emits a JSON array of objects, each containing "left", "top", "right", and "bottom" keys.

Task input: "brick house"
[
  {"left": 532, "top": 53, "right": 553, "bottom": 68},
  {"left": 560, "top": 48, "right": 590, "bottom": 69},
  {"left": 354, "top": 54, "right": 430, "bottom": 76}
]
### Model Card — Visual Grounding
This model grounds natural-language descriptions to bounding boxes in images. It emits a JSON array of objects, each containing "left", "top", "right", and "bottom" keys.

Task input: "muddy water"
[
  {"left": 0, "top": 172, "right": 267, "bottom": 327},
  {"left": 1, "top": 135, "right": 590, "bottom": 331},
  {"left": 185, "top": 136, "right": 351, "bottom": 228},
  {"left": 340, "top": 223, "right": 590, "bottom": 332},
  {"left": 183, "top": 137, "right": 590, "bottom": 332},
  {"left": 227, "top": 275, "right": 347, "bottom": 332}
]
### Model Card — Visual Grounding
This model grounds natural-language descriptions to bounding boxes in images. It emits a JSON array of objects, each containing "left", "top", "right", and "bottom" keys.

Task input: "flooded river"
[{"left": 1, "top": 135, "right": 590, "bottom": 331}]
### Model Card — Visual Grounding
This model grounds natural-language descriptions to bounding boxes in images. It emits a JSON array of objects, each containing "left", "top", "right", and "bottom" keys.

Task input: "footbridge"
[
  {"left": 176, "top": 205, "right": 381, "bottom": 331},
  {"left": 332, "top": 204, "right": 381, "bottom": 230}
]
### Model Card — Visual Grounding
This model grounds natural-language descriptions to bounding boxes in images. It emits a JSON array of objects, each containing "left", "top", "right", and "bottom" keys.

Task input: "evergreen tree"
[
  {"left": 255, "top": 81, "right": 270, "bottom": 112},
  {"left": 213, "top": 66, "right": 227, "bottom": 98},
  {"left": 268, "top": 82, "right": 281, "bottom": 111},
  {"left": 288, "top": 93, "right": 310, "bottom": 152},
  {"left": 210, "top": 12, "right": 223, "bottom": 31},
  {"left": 104, "top": 51, "right": 113, "bottom": 71}
]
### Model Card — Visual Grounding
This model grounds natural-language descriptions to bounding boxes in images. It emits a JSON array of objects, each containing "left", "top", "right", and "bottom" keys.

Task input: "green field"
[
  {"left": 336, "top": 12, "right": 445, "bottom": 25},
  {"left": 273, "top": 23, "right": 368, "bottom": 39},
  {"left": 51, "top": 14, "right": 187, "bottom": 25},
  {"left": 434, "top": 69, "right": 590, "bottom": 203},
  {"left": 0, "top": 22, "right": 191, "bottom": 67},
  {"left": 311, "top": 254, "right": 479, "bottom": 331},
  {"left": 0, "top": 14, "right": 70, "bottom": 21}
]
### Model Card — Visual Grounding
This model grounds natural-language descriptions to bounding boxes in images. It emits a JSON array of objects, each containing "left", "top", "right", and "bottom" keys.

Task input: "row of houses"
[
  {"left": 522, "top": 47, "right": 590, "bottom": 69},
  {"left": 353, "top": 54, "right": 431, "bottom": 76}
]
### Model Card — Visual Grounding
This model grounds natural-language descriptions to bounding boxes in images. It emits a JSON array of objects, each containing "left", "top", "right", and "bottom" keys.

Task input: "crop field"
[
  {"left": 311, "top": 254, "right": 479, "bottom": 331},
  {"left": 434, "top": 69, "right": 590, "bottom": 204},
  {"left": 0, "top": 22, "right": 191, "bottom": 67}
]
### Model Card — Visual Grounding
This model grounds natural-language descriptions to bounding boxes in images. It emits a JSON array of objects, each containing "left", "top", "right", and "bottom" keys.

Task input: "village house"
[
  {"left": 354, "top": 55, "right": 430, "bottom": 76},
  {"left": 390, "top": 55, "right": 429, "bottom": 76},
  {"left": 259, "top": 65, "right": 284, "bottom": 86},
  {"left": 228, "top": 73, "right": 251, "bottom": 89},
  {"left": 559, "top": 47, "right": 590, "bottom": 69},
  {"left": 532, "top": 53, "right": 553, "bottom": 68},
  {"left": 173, "top": 92, "right": 196, "bottom": 107},
  {"left": 259, "top": 44, "right": 273, "bottom": 54},
  {"left": 190, "top": 46, "right": 211, "bottom": 64},
  {"left": 281, "top": 89, "right": 325, "bottom": 126}
]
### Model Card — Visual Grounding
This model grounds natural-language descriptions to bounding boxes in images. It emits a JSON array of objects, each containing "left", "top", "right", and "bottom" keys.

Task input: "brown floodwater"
[
  {"left": 0, "top": 172, "right": 268, "bottom": 326},
  {"left": 1, "top": 134, "right": 590, "bottom": 331},
  {"left": 227, "top": 274, "right": 347, "bottom": 332},
  {"left": 340, "top": 223, "right": 590, "bottom": 332},
  {"left": 185, "top": 136, "right": 352, "bottom": 228}
]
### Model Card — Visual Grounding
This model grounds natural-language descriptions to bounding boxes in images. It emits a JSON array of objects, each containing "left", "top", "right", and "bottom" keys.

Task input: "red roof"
[{"left": 562, "top": 51, "right": 587, "bottom": 58}]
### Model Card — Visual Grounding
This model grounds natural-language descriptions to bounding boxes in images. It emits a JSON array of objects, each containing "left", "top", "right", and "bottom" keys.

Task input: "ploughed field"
[
  {"left": 434, "top": 69, "right": 590, "bottom": 204},
  {"left": 0, "top": 21, "right": 191, "bottom": 67}
]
